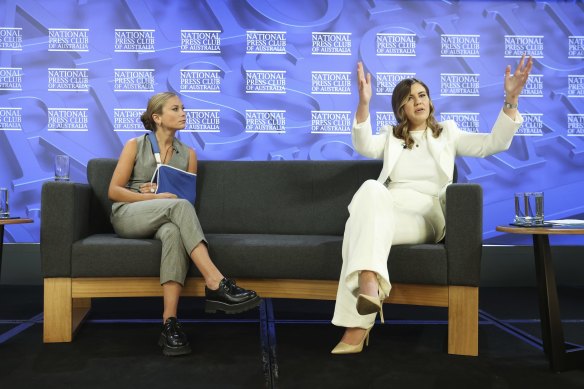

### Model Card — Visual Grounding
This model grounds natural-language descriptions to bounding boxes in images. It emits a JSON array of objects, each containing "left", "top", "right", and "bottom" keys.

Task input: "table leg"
[
  {"left": 532, "top": 234, "right": 566, "bottom": 371},
  {"left": 532, "top": 234, "right": 584, "bottom": 372}
]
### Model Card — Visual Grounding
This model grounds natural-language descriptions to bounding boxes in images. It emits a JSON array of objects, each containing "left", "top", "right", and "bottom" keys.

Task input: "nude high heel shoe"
[{"left": 331, "top": 327, "right": 372, "bottom": 354}]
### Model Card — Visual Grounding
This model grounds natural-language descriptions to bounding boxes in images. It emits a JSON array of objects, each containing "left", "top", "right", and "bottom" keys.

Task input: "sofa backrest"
[
  {"left": 87, "top": 158, "right": 458, "bottom": 236},
  {"left": 196, "top": 160, "right": 381, "bottom": 235},
  {"left": 87, "top": 158, "right": 382, "bottom": 235}
]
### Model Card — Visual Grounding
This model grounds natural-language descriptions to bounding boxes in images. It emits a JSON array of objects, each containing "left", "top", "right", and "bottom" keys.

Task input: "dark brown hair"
[
  {"left": 140, "top": 92, "right": 178, "bottom": 132},
  {"left": 391, "top": 78, "right": 442, "bottom": 149}
]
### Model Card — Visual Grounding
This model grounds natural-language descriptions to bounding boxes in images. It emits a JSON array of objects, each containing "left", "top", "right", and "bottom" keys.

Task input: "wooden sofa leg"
[
  {"left": 447, "top": 286, "right": 479, "bottom": 356},
  {"left": 44, "top": 278, "right": 91, "bottom": 343}
]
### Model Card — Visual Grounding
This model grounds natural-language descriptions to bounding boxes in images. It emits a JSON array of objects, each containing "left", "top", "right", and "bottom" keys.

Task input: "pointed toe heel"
[{"left": 331, "top": 328, "right": 371, "bottom": 355}]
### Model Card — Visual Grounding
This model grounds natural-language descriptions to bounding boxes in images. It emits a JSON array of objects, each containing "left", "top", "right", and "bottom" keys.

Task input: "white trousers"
[{"left": 331, "top": 180, "right": 443, "bottom": 329}]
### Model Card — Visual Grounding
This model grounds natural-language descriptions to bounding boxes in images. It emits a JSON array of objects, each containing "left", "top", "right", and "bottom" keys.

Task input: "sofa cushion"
[
  {"left": 72, "top": 234, "right": 162, "bottom": 277},
  {"left": 71, "top": 233, "right": 447, "bottom": 285}
]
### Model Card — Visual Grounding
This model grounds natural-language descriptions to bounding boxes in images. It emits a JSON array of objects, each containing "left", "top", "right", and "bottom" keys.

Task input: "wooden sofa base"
[{"left": 43, "top": 277, "right": 478, "bottom": 356}]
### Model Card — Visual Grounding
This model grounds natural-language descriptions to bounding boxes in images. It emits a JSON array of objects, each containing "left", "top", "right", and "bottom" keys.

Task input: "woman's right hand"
[{"left": 357, "top": 61, "right": 372, "bottom": 105}]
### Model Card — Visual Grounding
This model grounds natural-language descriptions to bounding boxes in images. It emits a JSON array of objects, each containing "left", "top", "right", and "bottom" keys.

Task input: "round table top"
[
  {"left": 496, "top": 224, "right": 584, "bottom": 235},
  {"left": 0, "top": 218, "right": 33, "bottom": 226}
]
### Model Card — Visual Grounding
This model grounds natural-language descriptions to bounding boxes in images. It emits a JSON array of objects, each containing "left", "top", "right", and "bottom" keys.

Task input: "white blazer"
[{"left": 352, "top": 109, "right": 524, "bottom": 229}]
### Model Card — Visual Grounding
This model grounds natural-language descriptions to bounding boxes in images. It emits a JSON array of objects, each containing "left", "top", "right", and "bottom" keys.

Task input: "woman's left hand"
[{"left": 504, "top": 53, "right": 533, "bottom": 100}]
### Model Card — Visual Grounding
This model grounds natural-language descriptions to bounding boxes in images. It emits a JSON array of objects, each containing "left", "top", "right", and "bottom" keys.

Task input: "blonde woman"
[{"left": 109, "top": 92, "right": 260, "bottom": 356}]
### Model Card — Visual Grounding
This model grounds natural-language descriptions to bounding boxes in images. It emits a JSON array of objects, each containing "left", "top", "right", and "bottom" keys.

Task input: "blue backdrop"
[{"left": 0, "top": 0, "right": 583, "bottom": 245}]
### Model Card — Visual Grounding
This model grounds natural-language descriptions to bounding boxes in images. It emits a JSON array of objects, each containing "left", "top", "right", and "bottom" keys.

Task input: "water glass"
[
  {"left": 54, "top": 155, "right": 70, "bottom": 181},
  {"left": 0, "top": 187, "right": 8, "bottom": 218},
  {"left": 514, "top": 192, "right": 544, "bottom": 226}
]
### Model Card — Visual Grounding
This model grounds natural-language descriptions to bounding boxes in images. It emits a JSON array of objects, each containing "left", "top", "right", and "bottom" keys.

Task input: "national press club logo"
[
  {"left": 246, "top": 31, "right": 286, "bottom": 54},
  {"left": 0, "top": 107, "right": 22, "bottom": 131},
  {"left": 311, "top": 71, "right": 351, "bottom": 94},
  {"left": 312, "top": 32, "right": 351, "bottom": 55},
  {"left": 48, "top": 28, "right": 89, "bottom": 52},
  {"left": 517, "top": 114, "right": 543, "bottom": 136},
  {"left": 440, "top": 34, "right": 480, "bottom": 57},
  {"left": 0, "top": 27, "right": 22, "bottom": 50},
  {"left": 568, "top": 114, "right": 584, "bottom": 136},
  {"left": 376, "top": 73, "right": 416, "bottom": 95},
  {"left": 568, "top": 36, "right": 584, "bottom": 59},
  {"left": 114, "top": 69, "right": 155, "bottom": 92},
  {"left": 180, "top": 70, "right": 221, "bottom": 93},
  {"left": 113, "top": 109, "right": 144, "bottom": 132},
  {"left": 245, "top": 109, "right": 286, "bottom": 134},
  {"left": 180, "top": 30, "right": 220, "bottom": 53},
  {"left": 185, "top": 109, "right": 220, "bottom": 132},
  {"left": 115, "top": 29, "right": 155, "bottom": 52},
  {"left": 568, "top": 75, "right": 584, "bottom": 98},
  {"left": 376, "top": 33, "right": 416, "bottom": 56},
  {"left": 311, "top": 111, "right": 351, "bottom": 134},
  {"left": 504, "top": 35, "right": 543, "bottom": 58},
  {"left": 375, "top": 112, "right": 396, "bottom": 134},
  {"left": 440, "top": 73, "right": 480, "bottom": 96},
  {"left": 48, "top": 108, "right": 88, "bottom": 131},
  {"left": 245, "top": 110, "right": 286, "bottom": 133},
  {"left": 48, "top": 68, "right": 89, "bottom": 92},
  {"left": 246, "top": 70, "right": 286, "bottom": 94},
  {"left": 440, "top": 113, "right": 480, "bottom": 133},
  {"left": 0, "top": 67, "right": 22, "bottom": 91}
]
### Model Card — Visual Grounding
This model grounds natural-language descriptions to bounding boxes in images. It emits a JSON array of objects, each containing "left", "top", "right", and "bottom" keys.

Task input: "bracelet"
[{"left": 504, "top": 101, "right": 518, "bottom": 109}]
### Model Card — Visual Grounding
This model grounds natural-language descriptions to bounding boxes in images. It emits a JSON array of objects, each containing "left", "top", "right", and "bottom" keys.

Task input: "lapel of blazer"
[{"left": 380, "top": 134, "right": 405, "bottom": 181}]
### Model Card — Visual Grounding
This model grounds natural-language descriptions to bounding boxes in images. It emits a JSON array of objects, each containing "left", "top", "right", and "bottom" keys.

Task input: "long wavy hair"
[
  {"left": 391, "top": 78, "right": 442, "bottom": 149},
  {"left": 140, "top": 92, "right": 178, "bottom": 132}
]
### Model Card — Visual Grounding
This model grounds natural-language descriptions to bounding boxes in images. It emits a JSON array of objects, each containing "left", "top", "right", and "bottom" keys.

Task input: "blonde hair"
[
  {"left": 391, "top": 79, "right": 442, "bottom": 149},
  {"left": 140, "top": 92, "right": 177, "bottom": 131}
]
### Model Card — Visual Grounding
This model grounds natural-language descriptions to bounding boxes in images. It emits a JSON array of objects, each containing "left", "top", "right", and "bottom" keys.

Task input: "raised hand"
[
  {"left": 504, "top": 53, "right": 533, "bottom": 101},
  {"left": 355, "top": 62, "right": 373, "bottom": 123},
  {"left": 356, "top": 61, "right": 372, "bottom": 105}
]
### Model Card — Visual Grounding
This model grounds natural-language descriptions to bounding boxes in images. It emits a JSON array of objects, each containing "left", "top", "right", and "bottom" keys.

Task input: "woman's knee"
[
  {"left": 350, "top": 180, "right": 390, "bottom": 209},
  {"left": 171, "top": 198, "right": 194, "bottom": 213},
  {"left": 358, "top": 180, "right": 388, "bottom": 197}
]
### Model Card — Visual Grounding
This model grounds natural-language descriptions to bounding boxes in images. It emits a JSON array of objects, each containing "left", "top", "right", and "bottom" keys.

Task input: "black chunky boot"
[
  {"left": 204, "top": 278, "right": 261, "bottom": 314},
  {"left": 158, "top": 317, "right": 191, "bottom": 356}
]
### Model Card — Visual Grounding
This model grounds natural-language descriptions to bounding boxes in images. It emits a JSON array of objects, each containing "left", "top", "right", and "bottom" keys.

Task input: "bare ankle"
[
  {"left": 358, "top": 271, "right": 379, "bottom": 297},
  {"left": 205, "top": 277, "right": 223, "bottom": 290}
]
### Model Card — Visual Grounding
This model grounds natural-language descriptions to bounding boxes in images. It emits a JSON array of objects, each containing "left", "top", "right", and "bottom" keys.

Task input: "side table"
[
  {"left": 0, "top": 218, "right": 33, "bottom": 282},
  {"left": 496, "top": 225, "right": 584, "bottom": 372}
]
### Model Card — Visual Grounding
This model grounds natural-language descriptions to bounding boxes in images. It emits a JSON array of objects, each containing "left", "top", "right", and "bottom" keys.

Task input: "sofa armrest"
[
  {"left": 445, "top": 183, "right": 483, "bottom": 286},
  {"left": 41, "top": 181, "right": 93, "bottom": 277}
]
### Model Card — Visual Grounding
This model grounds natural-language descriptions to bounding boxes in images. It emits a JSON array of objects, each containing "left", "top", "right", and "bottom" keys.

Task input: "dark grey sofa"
[{"left": 41, "top": 158, "right": 482, "bottom": 356}]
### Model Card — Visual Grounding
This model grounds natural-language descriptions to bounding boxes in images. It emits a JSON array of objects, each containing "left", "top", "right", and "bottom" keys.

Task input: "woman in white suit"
[{"left": 331, "top": 55, "right": 533, "bottom": 354}]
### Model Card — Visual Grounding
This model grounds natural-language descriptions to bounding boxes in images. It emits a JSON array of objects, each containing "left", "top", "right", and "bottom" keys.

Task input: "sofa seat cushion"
[
  {"left": 71, "top": 233, "right": 448, "bottom": 285},
  {"left": 203, "top": 233, "right": 344, "bottom": 280},
  {"left": 72, "top": 234, "right": 162, "bottom": 277}
]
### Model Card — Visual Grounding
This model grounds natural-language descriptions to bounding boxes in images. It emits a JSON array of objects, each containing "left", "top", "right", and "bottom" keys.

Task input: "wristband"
[{"left": 504, "top": 101, "right": 518, "bottom": 109}]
